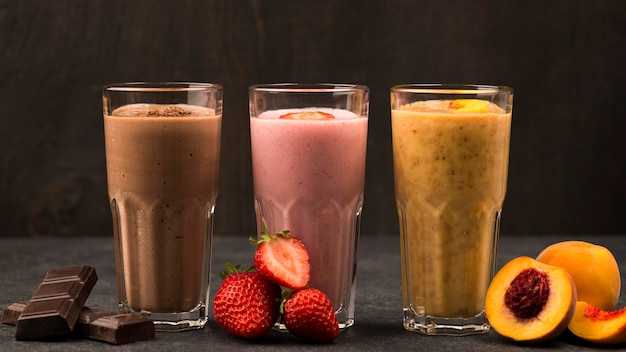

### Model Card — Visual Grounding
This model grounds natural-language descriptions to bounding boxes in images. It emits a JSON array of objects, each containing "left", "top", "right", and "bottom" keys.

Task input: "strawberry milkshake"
[{"left": 249, "top": 84, "right": 369, "bottom": 329}]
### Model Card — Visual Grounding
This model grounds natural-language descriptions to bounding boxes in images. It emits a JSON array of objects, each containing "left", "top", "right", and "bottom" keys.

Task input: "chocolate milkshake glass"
[
  {"left": 391, "top": 84, "right": 513, "bottom": 335},
  {"left": 249, "top": 83, "right": 369, "bottom": 329},
  {"left": 103, "top": 82, "right": 222, "bottom": 331}
]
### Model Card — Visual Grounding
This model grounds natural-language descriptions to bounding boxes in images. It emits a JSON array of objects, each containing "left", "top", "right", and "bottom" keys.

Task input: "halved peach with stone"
[
  {"left": 568, "top": 301, "right": 626, "bottom": 345},
  {"left": 536, "top": 241, "right": 621, "bottom": 311},
  {"left": 485, "top": 256, "right": 577, "bottom": 343}
]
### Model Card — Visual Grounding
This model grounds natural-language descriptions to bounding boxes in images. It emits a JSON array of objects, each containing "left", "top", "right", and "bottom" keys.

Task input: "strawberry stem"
[
  {"left": 220, "top": 263, "right": 254, "bottom": 279},
  {"left": 278, "top": 289, "right": 295, "bottom": 314},
  {"left": 249, "top": 217, "right": 291, "bottom": 246}
]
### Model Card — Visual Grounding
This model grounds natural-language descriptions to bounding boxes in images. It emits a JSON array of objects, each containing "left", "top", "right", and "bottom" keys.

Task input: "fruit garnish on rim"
[
  {"left": 279, "top": 111, "right": 335, "bottom": 120},
  {"left": 448, "top": 99, "right": 490, "bottom": 113},
  {"left": 249, "top": 220, "right": 311, "bottom": 290}
]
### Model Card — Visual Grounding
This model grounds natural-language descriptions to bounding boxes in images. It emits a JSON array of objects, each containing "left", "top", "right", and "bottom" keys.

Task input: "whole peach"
[{"left": 536, "top": 241, "right": 620, "bottom": 311}]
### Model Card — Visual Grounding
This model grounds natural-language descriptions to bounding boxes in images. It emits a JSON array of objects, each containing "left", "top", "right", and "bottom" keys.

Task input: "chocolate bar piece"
[
  {"left": 2, "top": 302, "right": 89, "bottom": 326},
  {"left": 76, "top": 309, "right": 155, "bottom": 344},
  {"left": 15, "top": 265, "right": 97, "bottom": 340},
  {"left": 3, "top": 303, "right": 155, "bottom": 345},
  {"left": 1, "top": 302, "right": 27, "bottom": 325}
]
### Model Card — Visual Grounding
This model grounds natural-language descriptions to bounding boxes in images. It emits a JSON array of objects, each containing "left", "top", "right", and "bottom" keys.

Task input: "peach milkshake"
[
  {"left": 249, "top": 84, "right": 369, "bottom": 329},
  {"left": 391, "top": 85, "right": 513, "bottom": 335}
]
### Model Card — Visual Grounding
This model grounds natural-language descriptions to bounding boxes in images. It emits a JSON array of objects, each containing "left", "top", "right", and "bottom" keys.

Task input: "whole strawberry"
[
  {"left": 282, "top": 288, "right": 340, "bottom": 343},
  {"left": 250, "top": 221, "right": 310, "bottom": 290},
  {"left": 213, "top": 264, "right": 281, "bottom": 339}
]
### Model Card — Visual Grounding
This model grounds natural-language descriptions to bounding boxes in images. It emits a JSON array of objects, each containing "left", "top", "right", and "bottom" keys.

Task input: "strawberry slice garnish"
[
  {"left": 281, "top": 288, "right": 340, "bottom": 343},
  {"left": 249, "top": 221, "right": 311, "bottom": 290},
  {"left": 279, "top": 111, "right": 335, "bottom": 120},
  {"left": 212, "top": 264, "right": 282, "bottom": 339}
]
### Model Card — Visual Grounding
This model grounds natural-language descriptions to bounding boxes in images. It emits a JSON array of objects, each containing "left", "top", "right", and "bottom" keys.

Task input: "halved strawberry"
[
  {"left": 279, "top": 111, "right": 335, "bottom": 120},
  {"left": 212, "top": 264, "right": 282, "bottom": 339},
  {"left": 249, "top": 222, "right": 310, "bottom": 290},
  {"left": 282, "top": 288, "right": 340, "bottom": 343}
]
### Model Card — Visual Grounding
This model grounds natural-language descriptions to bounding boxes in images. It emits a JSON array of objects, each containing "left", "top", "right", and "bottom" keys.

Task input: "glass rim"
[
  {"left": 103, "top": 82, "right": 223, "bottom": 92},
  {"left": 249, "top": 83, "right": 369, "bottom": 93},
  {"left": 390, "top": 83, "right": 513, "bottom": 95}
]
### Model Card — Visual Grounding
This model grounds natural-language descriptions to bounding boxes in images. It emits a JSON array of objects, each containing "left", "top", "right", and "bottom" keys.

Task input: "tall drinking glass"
[
  {"left": 249, "top": 83, "right": 369, "bottom": 329},
  {"left": 103, "top": 82, "right": 222, "bottom": 331},
  {"left": 390, "top": 84, "right": 513, "bottom": 335}
]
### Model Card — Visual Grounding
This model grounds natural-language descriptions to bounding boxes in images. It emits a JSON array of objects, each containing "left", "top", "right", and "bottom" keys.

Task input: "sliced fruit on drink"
[
  {"left": 250, "top": 221, "right": 311, "bottom": 290},
  {"left": 279, "top": 111, "right": 335, "bottom": 120},
  {"left": 448, "top": 99, "right": 490, "bottom": 113},
  {"left": 485, "top": 256, "right": 577, "bottom": 343},
  {"left": 568, "top": 301, "right": 626, "bottom": 345}
]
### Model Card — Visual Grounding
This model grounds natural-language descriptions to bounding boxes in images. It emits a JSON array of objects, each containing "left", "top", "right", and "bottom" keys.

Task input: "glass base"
[
  {"left": 403, "top": 308, "right": 490, "bottom": 336},
  {"left": 273, "top": 305, "right": 354, "bottom": 332},
  {"left": 119, "top": 303, "right": 208, "bottom": 332}
]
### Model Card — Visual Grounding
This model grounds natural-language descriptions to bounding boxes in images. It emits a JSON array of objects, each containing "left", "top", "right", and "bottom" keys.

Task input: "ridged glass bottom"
[
  {"left": 119, "top": 303, "right": 208, "bottom": 332},
  {"left": 403, "top": 308, "right": 490, "bottom": 336},
  {"left": 273, "top": 304, "right": 354, "bottom": 332}
]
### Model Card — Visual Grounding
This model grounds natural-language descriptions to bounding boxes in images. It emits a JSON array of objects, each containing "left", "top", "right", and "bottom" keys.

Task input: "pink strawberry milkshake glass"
[{"left": 249, "top": 83, "right": 369, "bottom": 329}]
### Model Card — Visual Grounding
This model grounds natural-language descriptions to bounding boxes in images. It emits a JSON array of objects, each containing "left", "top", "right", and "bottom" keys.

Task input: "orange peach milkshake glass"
[
  {"left": 103, "top": 82, "right": 222, "bottom": 331},
  {"left": 390, "top": 84, "right": 513, "bottom": 335},
  {"left": 249, "top": 83, "right": 369, "bottom": 329}
]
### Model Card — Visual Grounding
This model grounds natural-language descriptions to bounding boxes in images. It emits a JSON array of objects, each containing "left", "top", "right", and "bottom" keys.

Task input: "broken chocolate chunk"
[
  {"left": 77, "top": 309, "right": 155, "bottom": 344},
  {"left": 4, "top": 303, "right": 155, "bottom": 345},
  {"left": 15, "top": 265, "right": 97, "bottom": 340}
]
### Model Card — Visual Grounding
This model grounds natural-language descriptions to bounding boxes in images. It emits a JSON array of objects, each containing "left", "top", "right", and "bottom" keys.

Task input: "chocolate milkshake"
[{"left": 103, "top": 85, "right": 222, "bottom": 332}]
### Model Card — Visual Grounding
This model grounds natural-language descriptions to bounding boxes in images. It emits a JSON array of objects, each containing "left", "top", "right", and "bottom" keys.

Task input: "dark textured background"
[{"left": 1, "top": 0, "right": 625, "bottom": 237}]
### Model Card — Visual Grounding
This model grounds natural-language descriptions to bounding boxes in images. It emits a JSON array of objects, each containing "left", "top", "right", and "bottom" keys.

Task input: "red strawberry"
[
  {"left": 279, "top": 111, "right": 335, "bottom": 120},
  {"left": 249, "top": 222, "right": 310, "bottom": 290},
  {"left": 212, "top": 264, "right": 281, "bottom": 339},
  {"left": 282, "top": 288, "right": 340, "bottom": 343}
]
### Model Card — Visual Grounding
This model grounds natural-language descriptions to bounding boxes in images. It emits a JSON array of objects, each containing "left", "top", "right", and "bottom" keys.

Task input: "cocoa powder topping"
[{"left": 146, "top": 105, "right": 194, "bottom": 117}]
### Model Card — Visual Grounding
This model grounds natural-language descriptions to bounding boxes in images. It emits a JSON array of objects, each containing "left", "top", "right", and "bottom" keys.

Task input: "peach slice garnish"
[{"left": 448, "top": 99, "right": 490, "bottom": 113}]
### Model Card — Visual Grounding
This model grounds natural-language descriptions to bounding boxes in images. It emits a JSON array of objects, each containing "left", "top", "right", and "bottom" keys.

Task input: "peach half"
[
  {"left": 536, "top": 240, "right": 621, "bottom": 311},
  {"left": 568, "top": 301, "right": 626, "bottom": 345},
  {"left": 485, "top": 256, "right": 577, "bottom": 343}
]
